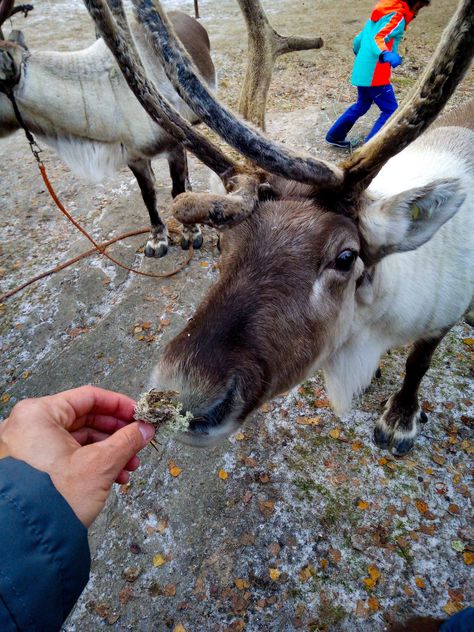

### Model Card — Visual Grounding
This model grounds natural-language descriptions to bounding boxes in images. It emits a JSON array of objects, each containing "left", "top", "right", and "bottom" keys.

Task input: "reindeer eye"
[{"left": 335, "top": 250, "right": 357, "bottom": 271}]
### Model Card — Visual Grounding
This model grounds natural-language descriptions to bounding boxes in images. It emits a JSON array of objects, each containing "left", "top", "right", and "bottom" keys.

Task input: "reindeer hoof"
[
  {"left": 145, "top": 237, "right": 168, "bottom": 258},
  {"left": 419, "top": 411, "right": 428, "bottom": 424},
  {"left": 181, "top": 227, "right": 203, "bottom": 250},
  {"left": 373, "top": 425, "right": 390, "bottom": 450},
  {"left": 391, "top": 436, "right": 415, "bottom": 457}
]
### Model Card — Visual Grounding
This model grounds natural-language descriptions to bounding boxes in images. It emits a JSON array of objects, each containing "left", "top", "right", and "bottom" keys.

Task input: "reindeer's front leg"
[
  {"left": 128, "top": 158, "right": 169, "bottom": 258},
  {"left": 167, "top": 145, "right": 203, "bottom": 251},
  {"left": 374, "top": 331, "right": 448, "bottom": 456}
]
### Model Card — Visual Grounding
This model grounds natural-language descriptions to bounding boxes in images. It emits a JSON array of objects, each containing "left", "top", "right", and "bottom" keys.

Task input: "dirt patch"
[{"left": 0, "top": 1, "right": 473, "bottom": 631}]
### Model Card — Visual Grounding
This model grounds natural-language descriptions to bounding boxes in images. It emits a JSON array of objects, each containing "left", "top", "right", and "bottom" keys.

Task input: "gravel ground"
[{"left": 0, "top": 1, "right": 472, "bottom": 631}]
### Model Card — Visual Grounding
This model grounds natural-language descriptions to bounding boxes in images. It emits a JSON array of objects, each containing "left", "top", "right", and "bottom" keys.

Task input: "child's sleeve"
[
  {"left": 353, "top": 31, "right": 362, "bottom": 55},
  {"left": 373, "top": 11, "right": 405, "bottom": 54}
]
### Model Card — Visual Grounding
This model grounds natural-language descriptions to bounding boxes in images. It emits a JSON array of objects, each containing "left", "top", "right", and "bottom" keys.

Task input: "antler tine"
[
  {"left": 132, "top": 0, "right": 344, "bottom": 189},
  {"left": 0, "top": 0, "right": 15, "bottom": 28},
  {"left": 83, "top": 0, "right": 238, "bottom": 181},
  {"left": 342, "top": 0, "right": 474, "bottom": 192}
]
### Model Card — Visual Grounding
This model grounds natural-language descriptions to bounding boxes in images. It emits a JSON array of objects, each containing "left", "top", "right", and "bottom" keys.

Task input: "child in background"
[{"left": 326, "top": 0, "right": 431, "bottom": 149}]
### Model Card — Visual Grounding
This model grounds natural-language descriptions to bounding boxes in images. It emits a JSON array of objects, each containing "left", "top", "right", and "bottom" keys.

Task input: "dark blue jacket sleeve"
[
  {"left": 440, "top": 607, "right": 474, "bottom": 632},
  {"left": 0, "top": 457, "right": 90, "bottom": 632}
]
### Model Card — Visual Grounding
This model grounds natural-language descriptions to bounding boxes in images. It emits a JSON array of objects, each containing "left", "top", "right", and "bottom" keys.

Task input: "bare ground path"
[{"left": 0, "top": 1, "right": 472, "bottom": 631}]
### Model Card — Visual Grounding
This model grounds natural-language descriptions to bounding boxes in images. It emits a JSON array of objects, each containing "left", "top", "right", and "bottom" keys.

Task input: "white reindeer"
[
  {"left": 0, "top": 0, "right": 216, "bottom": 256},
  {"left": 91, "top": 0, "right": 472, "bottom": 455}
]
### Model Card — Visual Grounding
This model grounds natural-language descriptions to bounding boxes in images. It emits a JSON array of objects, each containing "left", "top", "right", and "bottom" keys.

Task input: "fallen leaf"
[
  {"left": 296, "top": 415, "right": 321, "bottom": 426},
  {"left": 156, "top": 519, "right": 168, "bottom": 534},
  {"left": 378, "top": 457, "right": 388, "bottom": 465},
  {"left": 200, "top": 261, "right": 209, "bottom": 267},
  {"left": 163, "top": 583, "right": 176, "bottom": 597},
  {"left": 443, "top": 601, "right": 464, "bottom": 616},
  {"left": 462, "top": 337, "right": 474, "bottom": 347},
  {"left": 0, "top": 393, "right": 10, "bottom": 404},
  {"left": 363, "top": 577, "right": 376, "bottom": 589},
  {"left": 432, "top": 453, "right": 445, "bottom": 465},
  {"left": 269, "top": 568, "right": 281, "bottom": 581},
  {"left": 415, "top": 499, "right": 429, "bottom": 514},
  {"left": 448, "top": 503, "right": 460, "bottom": 515},
  {"left": 367, "top": 597, "right": 380, "bottom": 612},
  {"left": 355, "top": 600, "right": 369, "bottom": 618},
  {"left": 451, "top": 540, "right": 465, "bottom": 552},
  {"left": 328, "top": 428, "right": 341, "bottom": 439},
  {"left": 234, "top": 578, "right": 250, "bottom": 590},
  {"left": 122, "top": 567, "right": 141, "bottom": 582},
  {"left": 320, "top": 558, "right": 328, "bottom": 570},
  {"left": 352, "top": 441, "right": 363, "bottom": 451},
  {"left": 118, "top": 585, "right": 133, "bottom": 604},
  {"left": 235, "top": 432, "right": 246, "bottom": 441},
  {"left": 258, "top": 500, "right": 275, "bottom": 517},
  {"left": 218, "top": 469, "right": 229, "bottom": 480},
  {"left": 415, "top": 577, "right": 426, "bottom": 589},
  {"left": 357, "top": 500, "right": 369, "bottom": 510},
  {"left": 403, "top": 585, "right": 415, "bottom": 596},
  {"left": 368, "top": 566, "right": 381, "bottom": 581},
  {"left": 173, "top": 624, "right": 186, "bottom": 632},
  {"left": 462, "top": 552, "right": 474, "bottom": 565},
  {"left": 142, "top": 321, "right": 152, "bottom": 330},
  {"left": 299, "top": 565, "right": 314, "bottom": 582},
  {"left": 152, "top": 554, "right": 166, "bottom": 567},
  {"left": 160, "top": 319, "right": 171, "bottom": 327},
  {"left": 330, "top": 548, "right": 342, "bottom": 564},
  {"left": 168, "top": 460, "right": 182, "bottom": 477}
]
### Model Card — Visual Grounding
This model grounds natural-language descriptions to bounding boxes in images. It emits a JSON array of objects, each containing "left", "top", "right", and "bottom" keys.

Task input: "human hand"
[
  {"left": 0, "top": 386, "right": 155, "bottom": 527},
  {"left": 380, "top": 51, "right": 402, "bottom": 68}
]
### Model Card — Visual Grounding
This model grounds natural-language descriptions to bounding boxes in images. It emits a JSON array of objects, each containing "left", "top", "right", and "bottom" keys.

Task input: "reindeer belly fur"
[
  {"left": 16, "top": 43, "right": 186, "bottom": 181},
  {"left": 323, "top": 130, "right": 474, "bottom": 414}
]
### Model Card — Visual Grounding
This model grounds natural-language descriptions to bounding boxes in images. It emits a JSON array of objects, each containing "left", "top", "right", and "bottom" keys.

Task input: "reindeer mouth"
[{"left": 177, "top": 377, "right": 242, "bottom": 447}]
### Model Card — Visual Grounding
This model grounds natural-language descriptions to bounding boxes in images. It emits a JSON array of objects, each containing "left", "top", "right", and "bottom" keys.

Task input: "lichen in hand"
[{"left": 134, "top": 389, "right": 193, "bottom": 435}]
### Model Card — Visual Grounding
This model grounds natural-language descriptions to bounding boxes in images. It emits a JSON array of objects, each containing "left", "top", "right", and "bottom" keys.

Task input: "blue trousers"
[{"left": 327, "top": 85, "right": 398, "bottom": 142}]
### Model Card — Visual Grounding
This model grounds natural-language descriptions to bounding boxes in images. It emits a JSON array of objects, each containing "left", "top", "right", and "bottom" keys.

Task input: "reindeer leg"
[
  {"left": 374, "top": 330, "right": 448, "bottom": 456},
  {"left": 167, "top": 145, "right": 203, "bottom": 251},
  {"left": 128, "top": 158, "right": 169, "bottom": 258}
]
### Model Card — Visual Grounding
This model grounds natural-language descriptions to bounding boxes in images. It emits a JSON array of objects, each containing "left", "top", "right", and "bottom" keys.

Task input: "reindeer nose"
[{"left": 177, "top": 376, "right": 240, "bottom": 445}]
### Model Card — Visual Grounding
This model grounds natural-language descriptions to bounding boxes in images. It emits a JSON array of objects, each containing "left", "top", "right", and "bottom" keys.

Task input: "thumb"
[{"left": 94, "top": 421, "right": 155, "bottom": 482}]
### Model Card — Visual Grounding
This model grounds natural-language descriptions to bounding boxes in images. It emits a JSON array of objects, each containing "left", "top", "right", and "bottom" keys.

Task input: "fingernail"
[{"left": 138, "top": 422, "right": 155, "bottom": 443}]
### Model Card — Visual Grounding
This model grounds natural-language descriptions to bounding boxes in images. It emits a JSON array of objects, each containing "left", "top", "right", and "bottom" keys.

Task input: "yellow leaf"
[
  {"left": 328, "top": 428, "right": 341, "bottom": 439},
  {"left": 218, "top": 469, "right": 228, "bottom": 480},
  {"left": 321, "top": 558, "right": 328, "bottom": 570},
  {"left": 234, "top": 578, "right": 249, "bottom": 590},
  {"left": 415, "top": 498, "right": 429, "bottom": 514},
  {"left": 168, "top": 460, "right": 182, "bottom": 477},
  {"left": 357, "top": 500, "right": 369, "bottom": 510},
  {"left": 378, "top": 457, "right": 387, "bottom": 465},
  {"left": 443, "top": 601, "right": 464, "bottom": 616},
  {"left": 367, "top": 597, "right": 380, "bottom": 612},
  {"left": 269, "top": 568, "right": 281, "bottom": 581},
  {"left": 200, "top": 261, "right": 209, "bottom": 267},
  {"left": 432, "top": 453, "right": 445, "bottom": 465},
  {"left": 363, "top": 577, "right": 376, "bottom": 589},
  {"left": 462, "top": 552, "right": 474, "bottom": 566},
  {"left": 235, "top": 432, "right": 246, "bottom": 441},
  {"left": 152, "top": 554, "right": 166, "bottom": 567},
  {"left": 462, "top": 337, "right": 474, "bottom": 347},
  {"left": 352, "top": 441, "right": 363, "bottom": 451},
  {"left": 0, "top": 393, "right": 10, "bottom": 404},
  {"left": 173, "top": 624, "right": 187, "bottom": 632},
  {"left": 296, "top": 415, "right": 321, "bottom": 426},
  {"left": 452, "top": 473, "right": 461, "bottom": 484},
  {"left": 368, "top": 566, "right": 381, "bottom": 581},
  {"left": 415, "top": 577, "right": 426, "bottom": 589}
]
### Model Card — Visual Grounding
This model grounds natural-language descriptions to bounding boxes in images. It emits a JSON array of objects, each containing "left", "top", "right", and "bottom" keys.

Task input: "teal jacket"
[
  {"left": 0, "top": 458, "right": 90, "bottom": 631},
  {"left": 352, "top": 0, "right": 414, "bottom": 86}
]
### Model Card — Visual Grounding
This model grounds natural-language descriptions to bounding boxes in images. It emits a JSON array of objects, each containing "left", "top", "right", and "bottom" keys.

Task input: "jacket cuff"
[{"left": 0, "top": 457, "right": 90, "bottom": 631}]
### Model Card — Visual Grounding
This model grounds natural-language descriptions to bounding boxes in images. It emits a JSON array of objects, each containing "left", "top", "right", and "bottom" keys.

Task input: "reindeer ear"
[
  {"left": 360, "top": 178, "right": 465, "bottom": 261},
  {"left": 8, "top": 30, "right": 28, "bottom": 50}
]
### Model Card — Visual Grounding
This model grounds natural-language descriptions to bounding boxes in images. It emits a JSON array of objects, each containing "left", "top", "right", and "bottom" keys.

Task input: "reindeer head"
[
  {"left": 0, "top": 1, "right": 29, "bottom": 93},
  {"left": 86, "top": 0, "right": 472, "bottom": 445}
]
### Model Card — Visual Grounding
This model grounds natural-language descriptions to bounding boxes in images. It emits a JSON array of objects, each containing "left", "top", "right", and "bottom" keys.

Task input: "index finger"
[{"left": 47, "top": 386, "right": 136, "bottom": 429}]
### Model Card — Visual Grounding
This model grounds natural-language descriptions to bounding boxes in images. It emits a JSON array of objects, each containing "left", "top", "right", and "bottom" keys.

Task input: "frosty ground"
[{"left": 0, "top": 1, "right": 473, "bottom": 631}]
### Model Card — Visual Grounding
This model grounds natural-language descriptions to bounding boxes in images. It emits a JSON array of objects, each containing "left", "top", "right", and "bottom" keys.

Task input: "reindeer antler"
[
  {"left": 0, "top": 0, "right": 15, "bottom": 28},
  {"left": 84, "top": 0, "right": 239, "bottom": 181},
  {"left": 130, "top": 0, "right": 344, "bottom": 189},
  {"left": 342, "top": 0, "right": 474, "bottom": 191}
]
